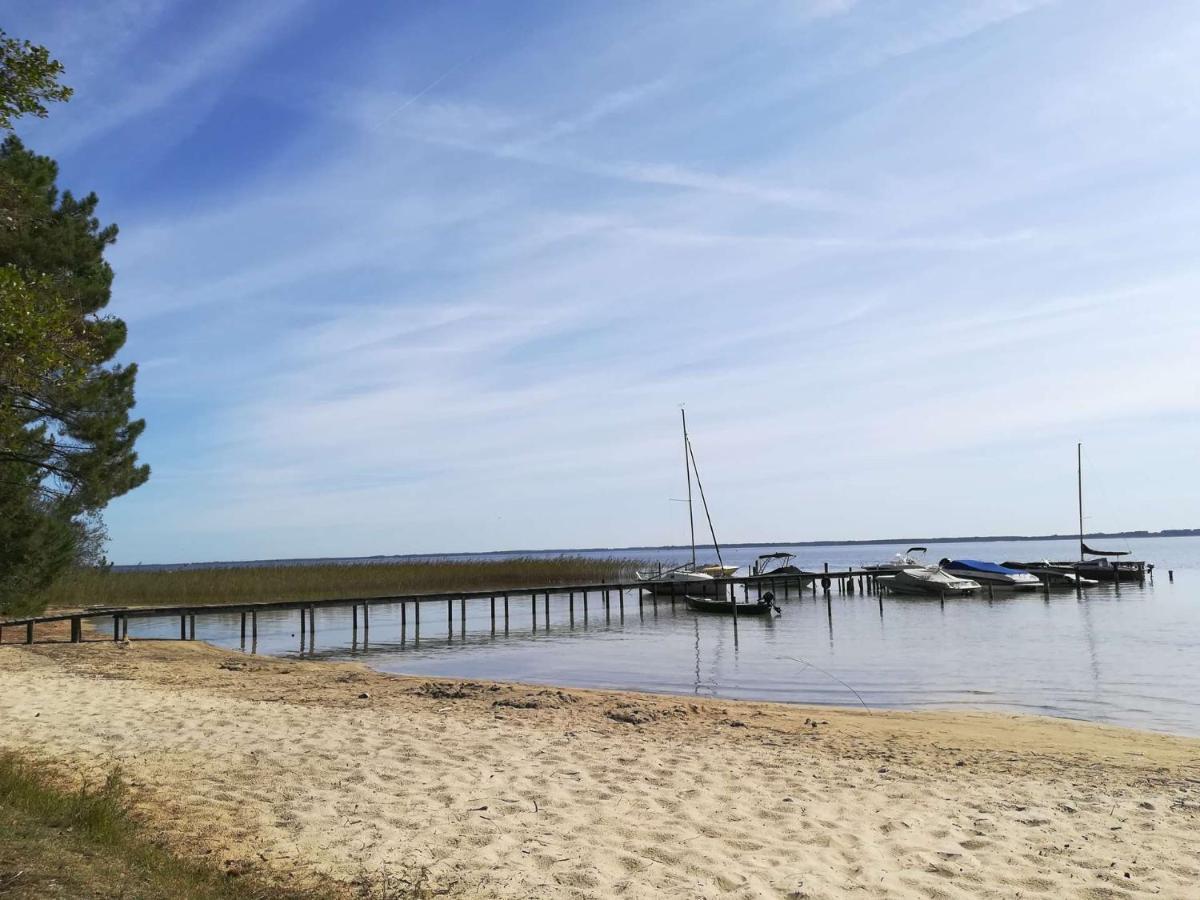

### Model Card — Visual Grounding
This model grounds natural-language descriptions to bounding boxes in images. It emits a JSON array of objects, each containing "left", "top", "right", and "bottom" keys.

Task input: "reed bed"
[{"left": 37, "top": 556, "right": 645, "bottom": 610}]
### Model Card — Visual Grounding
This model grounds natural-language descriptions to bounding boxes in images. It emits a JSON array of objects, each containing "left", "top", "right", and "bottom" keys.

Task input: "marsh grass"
[
  {"left": 0, "top": 752, "right": 324, "bottom": 899},
  {"left": 36, "top": 555, "right": 645, "bottom": 610}
]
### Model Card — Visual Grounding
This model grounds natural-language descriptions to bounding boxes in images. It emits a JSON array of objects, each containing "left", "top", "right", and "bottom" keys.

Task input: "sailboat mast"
[
  {"left": 687, "top": 438, "right": 724, "bottom": 569},
  {"left": 1077, "top": 442, "right": 1084, "bottom": 562},
  {"left": 682, "top": 408, "right": 696, "bottom": 568}
]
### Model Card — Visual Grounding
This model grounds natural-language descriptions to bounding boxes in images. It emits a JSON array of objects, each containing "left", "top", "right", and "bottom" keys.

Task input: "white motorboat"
[
  {"left": 940, "top": 559, "right": 1041, "bottom": 589},
  {"left": 1002, "top": 561, "right": 1099, "bottom": 588},
  {"left": 863, "top": 546, "right": 930, "bottom": 574},
  {"left": 885, "top": 566, "right": 980, "bottom": 596}
]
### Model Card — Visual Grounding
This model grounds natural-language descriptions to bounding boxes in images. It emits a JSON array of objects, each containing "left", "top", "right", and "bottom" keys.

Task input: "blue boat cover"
[{"left": 949, "top": 559, "right": 1019, "bottom": 575}]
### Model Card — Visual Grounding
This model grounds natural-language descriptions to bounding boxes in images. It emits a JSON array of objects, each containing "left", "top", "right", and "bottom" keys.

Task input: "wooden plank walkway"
[{"left": 0, "top": 567, "right": 890, "bottom": 646}]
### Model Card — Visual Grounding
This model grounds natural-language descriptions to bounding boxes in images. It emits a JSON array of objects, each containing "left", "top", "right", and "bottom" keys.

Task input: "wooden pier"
[{"left": 0, "top": 567, "right": 893, "bottom": 648}]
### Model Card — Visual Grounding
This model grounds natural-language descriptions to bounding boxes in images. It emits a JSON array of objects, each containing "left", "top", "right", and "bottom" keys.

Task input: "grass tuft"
[{"left": 0, "top": 751, "right": 341, "bottom": 898}]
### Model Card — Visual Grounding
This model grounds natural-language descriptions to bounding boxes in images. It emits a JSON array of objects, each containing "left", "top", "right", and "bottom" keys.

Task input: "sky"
[{"left": 7, "top": 0, "right": 1200, "bottom": 564}]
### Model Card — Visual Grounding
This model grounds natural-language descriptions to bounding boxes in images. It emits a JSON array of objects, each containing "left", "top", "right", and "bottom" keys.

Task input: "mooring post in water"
[
  {"left": 189, "top": 614, "right": 196, "bottom": 640},
  {"left": 530, "top": 593, "right": 537, "bottom": 631},
  {"left": 569, "top": 591, "right": 574, "bottom": 621},
  {"left": 619, "top": 587, "right": 624, "bottom": 617},
  {"left": 241, "top": 612, "right": 247, "bottom": 644},
  {"left": 490, "top": 596, "right": 496, "bottom": 633},
  {"left": 310, "top": 605, "right": 316, "bottom": 638},
  {"left": 987, "top": 584, "right": 994, "bottom": 601},
  {"left": 251, "top": 610, "right": 258, "bottom": 641},
  {"left": 352, "top": 604, "right": 358, "bottom": 634},
  {"left": 448, "top": 597, "right": 454, "bottom": 634},
  {"left": 363, "top": 602, "right": 370, "bottom": 632},
  {"left": 300, "top": 607, "right": 306, "bottom": 636},
  {"left": 544, "top": 591, "right": 550, "bottom": 624},
  {"left": 1169, "top": 570, "right": 1174, "bottom": 583},
  {"left": 180, "top": 615, "right": 186, "bottom": 640},
  {"left": 70, "top": 616, "right": 81, "bottom": 643},
  {"left": 502, "top": 593, "right": 508, "bottom": 631},
  {"left": 583, "top": 589, "right": 589, "bottom": 619}
]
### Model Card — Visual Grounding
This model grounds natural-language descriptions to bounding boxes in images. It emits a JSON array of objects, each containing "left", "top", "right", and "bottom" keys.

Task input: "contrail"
[{"left": 383, "top": 53, "right": 477, "bottom": 123}]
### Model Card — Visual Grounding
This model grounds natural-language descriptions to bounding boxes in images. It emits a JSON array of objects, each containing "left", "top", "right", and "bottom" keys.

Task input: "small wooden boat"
[{"left": 685, "top": 595, "right": 777, "bottom": 616}]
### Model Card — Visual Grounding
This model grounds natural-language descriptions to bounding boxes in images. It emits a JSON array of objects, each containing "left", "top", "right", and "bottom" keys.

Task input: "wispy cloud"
[
  {"left": 8, "top": 0, "right": 1198, "bottom": 560},
  {"left": 20, "top": 0, "right": 316, "bottom": 155}
]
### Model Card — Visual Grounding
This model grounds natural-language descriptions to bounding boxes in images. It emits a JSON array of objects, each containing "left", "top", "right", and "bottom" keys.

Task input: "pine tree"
[{"left": 0, "top": 35, "right": 147, "bottom": 615}]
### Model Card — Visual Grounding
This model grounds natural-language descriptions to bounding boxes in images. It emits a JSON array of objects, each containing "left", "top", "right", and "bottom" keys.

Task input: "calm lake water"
[{"left": 128, "top": 536, "right": 1200, "bottom": 736}]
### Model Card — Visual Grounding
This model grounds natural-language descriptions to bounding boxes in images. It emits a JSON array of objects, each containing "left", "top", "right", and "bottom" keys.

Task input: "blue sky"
[{"left": 9, "top": 1, "right": 1200, "bottom": 563}]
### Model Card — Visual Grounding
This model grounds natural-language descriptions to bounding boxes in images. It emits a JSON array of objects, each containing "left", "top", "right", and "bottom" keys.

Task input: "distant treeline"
[{"left": 111, "top": 528, "right": 1199, "bottom": 573}]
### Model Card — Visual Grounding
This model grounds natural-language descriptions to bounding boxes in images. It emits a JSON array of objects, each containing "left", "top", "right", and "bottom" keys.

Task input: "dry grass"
[
  {"left": 35, "top": 556, "right": 644, "bottom": 610},
  {"left": 0, "top": 751, "right": 327, "bottom": 899}
]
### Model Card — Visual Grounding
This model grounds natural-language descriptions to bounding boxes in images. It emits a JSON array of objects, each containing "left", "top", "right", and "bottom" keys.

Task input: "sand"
[{"left": 1, "top": 641, "right": 1197, "bottom": 899}]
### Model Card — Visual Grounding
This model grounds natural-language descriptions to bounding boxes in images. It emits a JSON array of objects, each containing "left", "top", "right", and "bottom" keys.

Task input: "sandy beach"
[{"left": 1, "top": 641, "right": 1197, "bottom": 899}]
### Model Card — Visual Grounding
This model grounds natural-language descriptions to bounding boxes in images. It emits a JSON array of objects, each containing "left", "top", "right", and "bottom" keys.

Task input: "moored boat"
[
  {"left": 863, "top": 547, "right": 930, "bottom": 574},
  {"left": 638, "top": 410, "right": 734, "bottom": 599},
  {"left": 1002, "top": 562, "right": 1099, "bottom": 587},
  {"left": 885, "top": 566, "right": 980, "bottom": 596},
  {"left": 685, "top": 594, "right": 777, "bottom": 615},
  {"left": 698, "top": 563, "right": 739, "bottom": 578},
  {"left": 749, "top": 552, "right": 809, "bottom": 580},
  {"left": 636, "top": 566, "right": 719, "bottom": 597},
  {"left": 940, "top": 559, "right": 1041, "bottom": 589}
]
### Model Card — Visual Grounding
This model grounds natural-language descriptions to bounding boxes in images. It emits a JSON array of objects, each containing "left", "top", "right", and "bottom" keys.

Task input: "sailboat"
[
  {"left": 1007, "top": 444, "right": 1147, "bottom": 583},
  {"left": 636, "top": 410, "right": 723, "bottom": 597},
  {"left": 1070, "top": 443, "right": 1147, "bottom": 582},
  {"left": 637, "top": 413, "right": 776, "bottom": 615}
]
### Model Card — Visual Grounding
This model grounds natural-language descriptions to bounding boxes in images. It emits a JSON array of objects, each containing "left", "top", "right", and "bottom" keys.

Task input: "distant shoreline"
[{"left": 113, "top": 528, "right": 1196, "bottom": 571}]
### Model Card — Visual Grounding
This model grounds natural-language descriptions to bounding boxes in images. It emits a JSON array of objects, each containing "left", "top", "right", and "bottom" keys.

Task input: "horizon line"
[{"left": 113, "top": 527, "right": 1196, "bottom": 570}]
